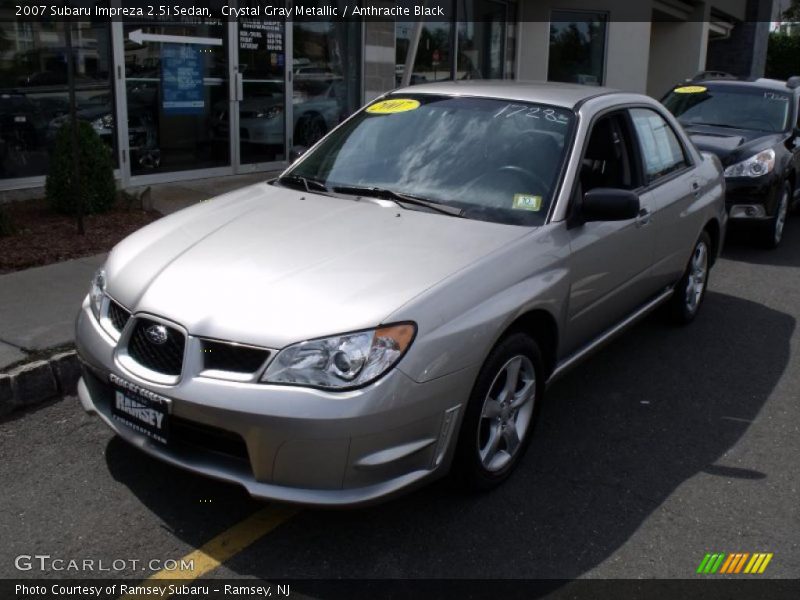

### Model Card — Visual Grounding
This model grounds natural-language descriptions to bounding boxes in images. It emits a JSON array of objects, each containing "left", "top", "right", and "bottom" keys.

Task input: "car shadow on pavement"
[
  {"left": 722, "top": 216, "right": 800, "bottom": 267},
  {"left": 104, "top": 291, "right": 794, "bottom": 584}
]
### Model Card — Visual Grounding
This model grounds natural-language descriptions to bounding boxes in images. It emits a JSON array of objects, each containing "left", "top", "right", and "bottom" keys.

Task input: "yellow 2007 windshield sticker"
[
  {"left": 366, "top": 99, "right": 421, "bottom": 114},
  {"left": 673, "top": 85, "right": 707, "bottom": 94},
  {"left": 512, "top": 194, "right": 542, "bottom": 211}
]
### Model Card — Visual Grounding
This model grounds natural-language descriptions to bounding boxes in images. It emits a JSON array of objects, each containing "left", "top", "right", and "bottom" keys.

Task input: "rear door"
[{"left": 627, "top": 107, "right": 699, "bottom": 288}]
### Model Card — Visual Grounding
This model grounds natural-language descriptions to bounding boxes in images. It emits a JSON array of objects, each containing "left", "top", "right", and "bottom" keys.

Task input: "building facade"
[{"left": 0, "top": 0, "right": 774, "bottom": 196}]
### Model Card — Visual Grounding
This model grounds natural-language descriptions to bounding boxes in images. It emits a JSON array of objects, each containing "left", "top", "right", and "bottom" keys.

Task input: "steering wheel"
[
  {"left": 495, "top": 165, "right": 550, "bottom": 193},
  {"left": 463, "top": 165, "right": 550, "bottom": 210}
]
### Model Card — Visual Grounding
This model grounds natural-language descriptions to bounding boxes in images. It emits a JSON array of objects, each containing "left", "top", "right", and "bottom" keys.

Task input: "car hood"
[
  {"left": 681, "top": 124, "right": 784, "bottom": 167},
  {"left": 105, "top": 183, "right": 530, "bottom": 348}
]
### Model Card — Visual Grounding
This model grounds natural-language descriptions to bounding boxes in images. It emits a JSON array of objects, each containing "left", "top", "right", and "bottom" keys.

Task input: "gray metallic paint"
[{"left": 75, "top": 82, "right": 727, "bottom": 505}]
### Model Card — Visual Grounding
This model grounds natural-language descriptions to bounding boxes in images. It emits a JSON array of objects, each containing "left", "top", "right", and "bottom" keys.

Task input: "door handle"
[
  {"left": 636, "top": 207, "right": 651, "bottom": 227},
  {"left": 691, "top": 180, "right": 701, "bottom": 197},
  {"left": 235, "top": 72, "right": 243, "bottom": 102}
]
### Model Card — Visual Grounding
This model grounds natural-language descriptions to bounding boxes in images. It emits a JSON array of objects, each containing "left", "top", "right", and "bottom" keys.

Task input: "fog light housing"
[{"left": 730, "top": 204, "right": 766, "bottom": 219}]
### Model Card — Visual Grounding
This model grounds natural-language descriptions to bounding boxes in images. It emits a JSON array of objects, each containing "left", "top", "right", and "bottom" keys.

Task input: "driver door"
[{"left": 563, "top": 111, "right": 657, "bottom": 355}]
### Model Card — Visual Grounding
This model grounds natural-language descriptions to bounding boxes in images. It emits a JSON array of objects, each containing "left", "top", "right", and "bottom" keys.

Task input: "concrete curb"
[{"left": 0, "top": 350, "right": 80, "bottom": 417}]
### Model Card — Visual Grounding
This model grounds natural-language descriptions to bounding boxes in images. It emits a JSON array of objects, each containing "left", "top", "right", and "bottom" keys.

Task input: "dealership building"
[{"left": 0, "top": 0, "right": 774, "bottom": 196}]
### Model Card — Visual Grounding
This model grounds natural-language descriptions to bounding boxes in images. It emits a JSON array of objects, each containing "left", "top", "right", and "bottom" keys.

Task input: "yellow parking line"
[{"left": 121, "top": 504, "right": 298, "bottom": 600}]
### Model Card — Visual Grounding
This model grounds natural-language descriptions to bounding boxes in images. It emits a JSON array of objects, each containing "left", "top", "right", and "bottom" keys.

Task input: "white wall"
[
  {"left": 646, "top": 3, "right": 711, "bottom": 98},
  {"left": 517, "top": 0, "right": 653, "bottom": 93}
]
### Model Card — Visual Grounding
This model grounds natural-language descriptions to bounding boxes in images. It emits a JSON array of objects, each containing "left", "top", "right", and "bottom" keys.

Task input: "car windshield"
[
  {"left": 663, "top": 84, "right": 792, "bottom": 133},
  {"left": 284, "top": 94, "right": 575, "bottom": 226}
]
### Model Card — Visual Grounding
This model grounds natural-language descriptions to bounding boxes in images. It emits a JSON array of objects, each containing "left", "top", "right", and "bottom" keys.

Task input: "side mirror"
[
  {"left": 582, "top": 188, "right": 640, "bottom": 222},
  {"left": 289, "top": 145, "right": 307, "bottom": 163}
]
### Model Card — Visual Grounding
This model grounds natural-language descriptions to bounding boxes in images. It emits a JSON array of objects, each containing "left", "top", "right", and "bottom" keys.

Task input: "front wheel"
[
  {"left": 452, "top": 332, "right": 544, "bottom": 490},
  {"left": 763, "top": 181, "right": 790, "bottom": 249},
  {"left": 669, "top": 231, "right": 711, "bottom": 325}
]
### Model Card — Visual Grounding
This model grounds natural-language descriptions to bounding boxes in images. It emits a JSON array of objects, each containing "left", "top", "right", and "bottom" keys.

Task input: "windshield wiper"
[
  {"left": 332, "top": 185, "right": 464, "bottom": 217},
  {"left": 276, "top": 174, "right": 330, "bottom": 193}
]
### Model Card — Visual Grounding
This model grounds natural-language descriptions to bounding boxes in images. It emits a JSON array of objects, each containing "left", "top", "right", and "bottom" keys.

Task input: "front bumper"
[
  {"left": 724, "top": 174, "right": 782, "bottom": 221},
  {"left": 75, "top": 299, "right": 473, "bottom": 506}
]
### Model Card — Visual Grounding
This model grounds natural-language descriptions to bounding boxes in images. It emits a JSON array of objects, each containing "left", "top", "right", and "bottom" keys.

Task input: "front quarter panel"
[{"left": 386, "top": 224, "right": 571, "bottom": 384}]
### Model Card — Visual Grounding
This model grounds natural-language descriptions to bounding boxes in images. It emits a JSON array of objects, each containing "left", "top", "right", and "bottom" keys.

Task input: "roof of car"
[
  {"left": 691, "top": 77, "right": 797, "bottom": 93},
  {"left": 390, "top": 80, "right": 623, "bottom": 109}
]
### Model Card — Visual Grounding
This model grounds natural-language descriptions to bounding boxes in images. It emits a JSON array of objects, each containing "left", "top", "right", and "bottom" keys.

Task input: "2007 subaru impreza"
[{"left": 76, "top": 81, "right": 726, "bottom": 506}]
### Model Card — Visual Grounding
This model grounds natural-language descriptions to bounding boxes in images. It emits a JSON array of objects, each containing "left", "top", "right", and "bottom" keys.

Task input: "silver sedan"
[{"left": 75, "top": 81, "right": 726, "bottom": 506}]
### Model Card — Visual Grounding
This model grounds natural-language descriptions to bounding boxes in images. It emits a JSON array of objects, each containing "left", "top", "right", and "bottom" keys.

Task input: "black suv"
[{"left": 663, "top": 73, "right": 800, "bottom": 248}]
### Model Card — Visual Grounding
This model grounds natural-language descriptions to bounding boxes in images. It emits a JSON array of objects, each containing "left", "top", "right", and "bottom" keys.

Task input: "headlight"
[
  {"left": 724, "top": 149, "right": 775, "bottom": 178},
  {"left": 262, "top": 323, "right": 416, "bottom": 390},
  {"left": 89, "top": 268, "right": 106, "bottom": 320},
  {"left": 255, "top": 106, "right": 283, "bottom": 119}
]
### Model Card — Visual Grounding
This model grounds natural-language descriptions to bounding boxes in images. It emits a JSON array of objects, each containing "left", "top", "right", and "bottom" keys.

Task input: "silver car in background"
[{"left": 75, "top": 82, "right": 726, "bottom": 506}]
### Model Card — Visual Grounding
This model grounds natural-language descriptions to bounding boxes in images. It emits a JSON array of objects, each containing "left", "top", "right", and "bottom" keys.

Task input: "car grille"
[
  {"left": 171, "top": 416, "right": 250, "bottom": 463},
  {"left": 107, "top": 300, "right": 131, "bottom": 332},
  {"left": 201, "top": 340, "right": 270, "bottom": 374},
  {"left": 127, "top": 318, "right": 185, "bottom": 377}
]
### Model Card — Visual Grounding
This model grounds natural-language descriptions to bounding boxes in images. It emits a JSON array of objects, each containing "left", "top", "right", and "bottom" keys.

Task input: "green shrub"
[
  {"left": 766, "top": 32, "right": 800, "bottom": 81},
  {"left": 0, "top": 204, "right": 15, "bottom": 237},
  {"left": 45, "top": 120, "right": 116, "bottom": 215}
]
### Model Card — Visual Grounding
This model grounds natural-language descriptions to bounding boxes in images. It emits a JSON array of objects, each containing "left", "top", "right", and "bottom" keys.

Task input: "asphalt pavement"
[{"left": 1, "top": 218, "right": 798, "bottom": 588}]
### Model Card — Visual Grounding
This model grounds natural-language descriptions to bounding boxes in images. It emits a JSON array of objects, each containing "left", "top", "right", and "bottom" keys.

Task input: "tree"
[
  {"left": 766, "top": 32, "right": 800, "bottom": 80},
  {"left": 783, "top": 0, "right": 800, "bottom": 21}
]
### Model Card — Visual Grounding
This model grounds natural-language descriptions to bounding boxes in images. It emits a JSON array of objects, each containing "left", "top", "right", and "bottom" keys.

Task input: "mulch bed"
[{"left": 0, "top": 199, "right": 161, "bottom": 274}]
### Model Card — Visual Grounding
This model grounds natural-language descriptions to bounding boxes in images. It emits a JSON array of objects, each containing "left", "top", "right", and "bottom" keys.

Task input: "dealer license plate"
[{"left": 109, "top": 373, "right": 170, "bottom": 444}]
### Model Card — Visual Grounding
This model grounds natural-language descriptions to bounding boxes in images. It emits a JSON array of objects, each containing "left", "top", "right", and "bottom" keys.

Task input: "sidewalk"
[{"left": 0, "top": 170, "right": 279, "bottom": 372}]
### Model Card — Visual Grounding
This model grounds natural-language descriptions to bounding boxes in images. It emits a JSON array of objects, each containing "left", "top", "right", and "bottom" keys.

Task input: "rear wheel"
[
  {"left": 763, "top": 181, "right": 790, "bottom": 249},
  {"left": 669, "top": 231, "right": 711, "bottom": 325},
  {"left": 453, "top": 332, "right": 544, "bottom": 490}
]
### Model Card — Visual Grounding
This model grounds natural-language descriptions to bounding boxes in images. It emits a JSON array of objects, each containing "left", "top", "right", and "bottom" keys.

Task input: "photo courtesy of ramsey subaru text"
[{"left": 75, "top": 82, "right": 726, "bottom": 506}]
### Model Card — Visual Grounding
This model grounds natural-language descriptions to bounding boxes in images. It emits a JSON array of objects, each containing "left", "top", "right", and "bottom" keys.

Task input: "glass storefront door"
[
  {"left": 106, "top": 14, "right": 360, "bottom": 185},
  {"left": 122, "top": 20, "right": 229, "bottom": 176},
  {"left": 236, "top": 13, "right": 287, "bottom": 166},
  {"left": 292, "top": 8, "right": 361, "bottom": 148}
]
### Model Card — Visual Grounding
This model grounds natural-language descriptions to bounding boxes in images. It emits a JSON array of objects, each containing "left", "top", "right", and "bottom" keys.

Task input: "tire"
[
  {"left": 669, "top": 231, "right": 711, "bottom": 325},
  {"left": 452, "top": 332, "right": 545, "bottom": 490},
  {"left": 762, "top": 181, "right": 791, "bottom": 249}
]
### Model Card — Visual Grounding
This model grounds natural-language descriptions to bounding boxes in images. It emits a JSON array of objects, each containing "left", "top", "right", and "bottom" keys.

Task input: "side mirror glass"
[
  {"left": 582, "top": 188, "right": 640, "bottom": 222},
  {"left": 289, "top": 145, "right": 308, "bottom": 163}
]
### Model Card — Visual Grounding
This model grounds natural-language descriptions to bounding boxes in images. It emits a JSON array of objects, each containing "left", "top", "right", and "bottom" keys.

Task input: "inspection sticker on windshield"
[
  {"left": 673, "top": 85, "right": 707, "bottom": 94},
  {"left": 512, "top": 194, "right": 542, "bottom": 211},
  {"left": 366, "top": 99, "right": 420, "bottom": 114}
]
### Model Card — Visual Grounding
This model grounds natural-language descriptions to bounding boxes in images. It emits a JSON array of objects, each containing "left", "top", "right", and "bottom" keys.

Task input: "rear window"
[{"left": 663, "top": 84, "right": 791, "bottom": 133}]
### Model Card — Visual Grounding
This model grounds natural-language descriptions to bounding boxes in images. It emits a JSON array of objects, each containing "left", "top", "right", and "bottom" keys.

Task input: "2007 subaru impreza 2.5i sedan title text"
[{"left": 75, "top": 82, "right": 727, "bottom": 506}]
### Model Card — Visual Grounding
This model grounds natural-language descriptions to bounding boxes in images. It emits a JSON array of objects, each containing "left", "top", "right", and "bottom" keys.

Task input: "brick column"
[{"left": 706, "top": 0, "right": 774, "bottom": 78}]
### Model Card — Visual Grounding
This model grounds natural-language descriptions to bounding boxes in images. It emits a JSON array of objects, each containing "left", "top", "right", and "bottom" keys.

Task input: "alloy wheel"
[
  {"left": 774, "top": 188, "right": 789, "bottom": 246},
  {"left": 477, "top": 355, "right": 536, "bottom": 472},
  {"left": 685, "top": 240, "right": 708, "bottom": 314}
]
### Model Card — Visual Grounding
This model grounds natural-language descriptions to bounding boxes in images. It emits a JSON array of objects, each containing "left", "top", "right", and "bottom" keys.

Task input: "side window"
[
  {"left": 629, "top": 108, "right": 689, "bottom": 184},
  {"left": 797, "top": 99, "right": 800, "bottom": 127},
  {"left": 580, "top": 113, "right": 638, "bottom": 194}
]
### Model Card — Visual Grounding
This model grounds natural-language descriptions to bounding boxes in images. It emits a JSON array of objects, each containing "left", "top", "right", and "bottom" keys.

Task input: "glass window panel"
[
  {"left": 548, "top": 11, "right": 607, "bottom": 86},
  {"left": 457, "top": 0, "right": 507, "bottom": 80},
  {"left": 123, "top": 19, "right": 229, "bottom": 175},
  {"left": 293, "top": 3, "right": 361, "bottom": 148},
  {"left": 396, "top": 12, "right": 453, "bottom": 86},
  {"left": 630, "top": 108, "right": 688, "bottom": 183},
  {"left": 0, "top": 13, "right": 115, "bottom": 180}
]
